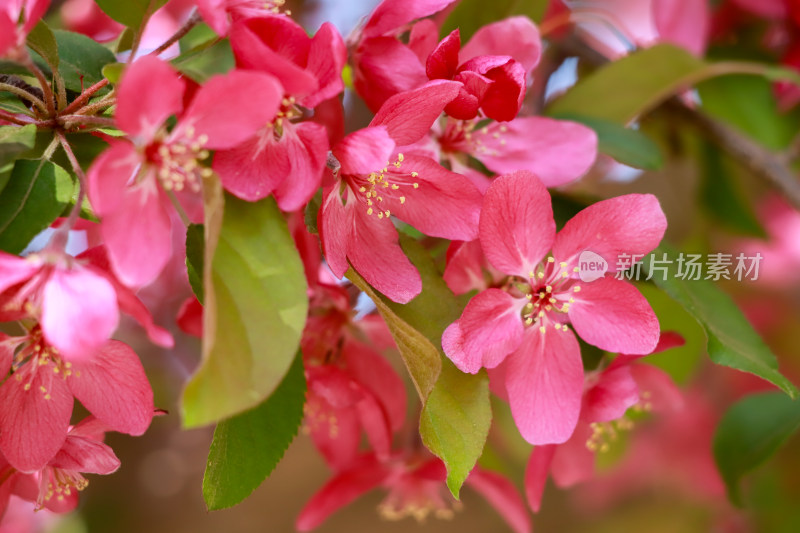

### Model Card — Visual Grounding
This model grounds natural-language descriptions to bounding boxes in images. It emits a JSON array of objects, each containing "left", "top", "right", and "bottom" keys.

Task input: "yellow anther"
[
  {"left": 573, "top": 286, "right": 581, "bottom": 292},
  {"left": 539, "top": 326, "right": 546, "bottom": 334},
  {"left": 367, "top": 208, "right": 373, "bottom": 215},
  {"left": 412, "top": 183, "right": 419, "bottom": 188},
  {"left": 546, "top": 285, "right": 552, "bottom": 293},
  {"left": 399, "top": 196, "right": 406, "bottom": 204},
  {"left": 547, "top": 257, "right": 555, "bottom": 263}
]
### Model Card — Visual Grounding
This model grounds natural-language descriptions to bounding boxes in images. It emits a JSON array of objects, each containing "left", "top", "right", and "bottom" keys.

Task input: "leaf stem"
[
  {"left": 19, "top": 53, "right": 56, "bottom": 116},
  {"left": 49, "top": 132, "right": 88, "bottom": 249},
  {"left": 61, "top": 78, "right": 110, "bottom": 115},
  {"left": 0, "top": 109, "right": 32, "bottom": 126},
  {"left": 0, "top": 82, "right": 47, "bottom": 113}
]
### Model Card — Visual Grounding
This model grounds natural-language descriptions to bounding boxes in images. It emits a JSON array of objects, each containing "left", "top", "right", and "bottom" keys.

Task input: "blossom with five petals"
[{"left": 442, "top": 171, "right": 666, "bottom": 445}]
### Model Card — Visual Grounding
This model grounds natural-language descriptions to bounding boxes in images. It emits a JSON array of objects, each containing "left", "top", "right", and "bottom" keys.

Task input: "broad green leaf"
[
  {"left": 181, "top": 183, "right": 308, "bottom": 428},
  {"left": 700, "top": 142, "right": 766, "bottom": 237},
  {"left": 0, "top": 125, "right": 36, "bottom": 169},
  {"left": 420, "top": 361, "right": 490, "bottom": 496},
  {"left": 348, "top": 237, "right": 491, "bottom": 497},
  {"left": 550, "top": 112, "right": 664, "bottom": 170},
  {"left": 101, "top": 62, "right": 125, "bottom": 84},
  {"left": 713, "top": 392, "right": 800, "bottom": 506},
  {"left": 643, "top": 246, "right": 798, "bottom": 398},
  {"left": 697, "top": 74, "right": 797, "bottom": 151},
  {"left": 442, "top": 0, "right": 549, "bottom": 40},
  {"left": 203, "top": 352, "right": 306, "bottom": 510},
  {"left": 51, "top": 30, "right": 117, "bottom": 93},
  {"left": 185, "top": 223, "right": 204, "bottom": 303},
  {"left": 93, "top": 0, "right": 167, "bottom": 30},
  {"left": 26, "top": 21, "right": 59, "bottom": 70},
  {"left": 547, "top": 45, "right": 707, "bottom": 123},
  {"left": 0, "top": 160, "right": 73, "bottom": 254}
]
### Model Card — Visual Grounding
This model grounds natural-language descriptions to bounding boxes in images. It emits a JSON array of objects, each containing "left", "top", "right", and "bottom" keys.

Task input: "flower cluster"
[{"left": 6, "top": 0, "right": 792, "bottom": 531}]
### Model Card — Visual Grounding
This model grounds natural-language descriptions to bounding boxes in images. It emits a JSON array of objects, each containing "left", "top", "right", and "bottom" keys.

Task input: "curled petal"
[{"left": 460, "top": 16, "right": 542, "bottom": 73}]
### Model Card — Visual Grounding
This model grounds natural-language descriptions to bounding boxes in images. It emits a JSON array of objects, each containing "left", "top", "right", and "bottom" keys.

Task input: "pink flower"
[
  {"left": 214, "top": 16, "right": 345, "bottom": 210},
  {"left": 442, "top": 172, "right": 666, "bottom": 445},
  {"left": 524, "top": 333, "right": 685, "bottom": 511},
  {"left": 87, "top": 56, "right": 283, "bottom": 287},
  {"left": 0, "top": 247, "right": 173, "bottom": 360},
  {"left": 318, "top": 82, "right": 484, "bottom": 303},
  {"left": 296, "top": 452, "right": 531, "bottom": 533},
  {"left": 0, "top": 330, "right": 153, "bottom": 473},
  {"left": 0, "top": 417, "right": 120, "bottom": 515},
  {"left": 431, "top": 114, "right": 598, "bottom": 188},
  {"left": 0, "top": 0, "right": 49, "bottom": 57},
  {"left": 195, "top": 0, "right": 291, "bottom": 36},
  {"left": 60, "top": 0, "right": 124, "bottom": 42}
]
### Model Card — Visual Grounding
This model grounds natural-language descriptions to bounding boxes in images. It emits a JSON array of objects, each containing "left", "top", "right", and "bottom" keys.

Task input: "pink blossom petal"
[
  {"left": 333, "top": 126, "right": 395, "bottom": 176},
  {"left": 466, "top": 469, "right": 532, "bottom": 533},
  {"left": 343, "top": 338, "right": 406, "bottom": 432},
  {"left": 295, "top": 454, "right": 390, "bottom": 531},
  {"left": 348, "top": 209, "right": 421, "bottom": 304},
  {"left": 86, "top": 142, "right": 139, "bottom": 216},
  {"left": 318, "top": 186, "right": 352, "bottom": 279},
  {"left": 67, "top": 340, "right": 154, "bottom": 436},
  {"left": 480, "top": 59, "right": 526, "bottom": 122},
  {"left": 0, "top": 334, "right": 19, "bottom": 378},
  {"left": 471, "top": 117, "right": 598, "bottom": 187},
  {"left": 0, "top": 252, "right": 38, "bottom": 294},
  {"left": 630, "top": 364, "right": 684, "bottom": 413},
  {"left": 305, "top": 22, "right": 347, "bottom": 108},
  {"left": 426, "top": 29, "right": 461, "bottom": 80},
  {"left": 583, "top": 365, "right": 639, "bottom": 422},
  {"left": 49, "top": 435, "right": 120, "bottom": 475},
  {"left": 553, "top": 194, "right": 667, "bottom": 271},
  {"left": 78, "top": 248, "right": 173, "bottom": 348},
  {"left": 99, "top": 176, "right": 173, "bottom": 288},
  {"left": 442, "top": 288, "right": 524, "bottom": 374},
  {"left": 443, "top": 240, "right": 487, "bottom": 295},
  {"left": 41, "top": 267, "right": 119, "bottom": 362},
  {"left": 550, "top": 422, "right": 596, "bottom": 486},
  {"left": 176, "top": 296, "right": 203, "bottom": 338},
  {"left": 354, "top": 37, "right": 428, "bottom": 112},
  {"left": 229, "top": 18, "right": 318, "bottom": 97},
  {"left": 307, "top": 396, "right": 360, "bottom": 469},
  {"left": 116, "top": 56, "right": 184, "bottom": 140},
  {"left": 194, "top": 0, "right": 229, "bottom": 35},
  {"left": 382, "top": 155, "right": 481, "bottom": 241},
  {"left": 0, "top": 367, "right": 73, "bottom": 473},
  {"left": 0, "top": 12, "right": 16, "bottom": 60},
  {"left": 179, "top": 70, "right": 283, "bottom": 150},
  {"left": 370, "top": 81, "right": 460, "bottom": 146},
  {"left": 356, "top": 392, "right": 392, "bottom": 460},
  {"left": 408, "top": 19, "right": 439, "bottom": 63},
  {"left": 460, "top": 16, "right": 542, "bottom": 73},
  {"left": 363, "top": 0, "right": 458, "bottom": 38},
  {"left": 653, "top": 0, "right": 710, "bottom": 56},
  {"left": 217, "top": 121, "right": 327, "bottom": 211},
  {"left": 504, "top": 327, "right": 584, "bottom": 445},
  {"left": 479, "top": 171, "right": 555, "bottom": 277},
  {"left": 569, "top": 277, "right": 660, "bottom": 354},
  {"left": 524, "top": 444, "right": 555, "bottom": 512}
]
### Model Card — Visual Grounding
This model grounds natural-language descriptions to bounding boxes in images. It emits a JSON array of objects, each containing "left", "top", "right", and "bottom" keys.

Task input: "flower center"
[
  {"left": 37, "top": 466, "right": 89, "bottom": 509},
  {"left": 520, "top": 257, "right": 582, "bottom": 333},
  {"left": 349, "top": 153, "right": 419, "bottom": 219},
  {"left": 147, "top": 126, "right": 212, "bottom": 193}
]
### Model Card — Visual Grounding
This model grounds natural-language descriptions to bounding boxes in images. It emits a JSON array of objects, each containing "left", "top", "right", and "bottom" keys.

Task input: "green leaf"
[
  {"left": 101, "top": 62, "right": 125, "bottom": 85},
  {"left": 185, "top": 223, "right": 204, "bottom": 303},
  {"left": 441, "top": 0, "right": 549, "bottom": 41},
  {"left": 713, "top": 392, "right": 800, "bottom": 506},
  {"left": 348, "top": 237, "right": 491, "bottom": 497},
  {"left": 550, "top": 112, "right": 664, "bottom": 170},
  {"left": 93, "top": 0, "right": 167, "bottom": 31},
  {"left": 0, "top": 160, "right": 73, "bottom": 254},
  {"left": 420, "top": 362, "right": 490, "bottom": 496},
  {"left": 697, "top": 74, "right": 796, "bottom": 151},
  {"left": 181, "top": 184, "right": 308, "bottom": 428},
  {"left": 203, "top": 351, "right": 306, "bottom": 510},
  {"left": 26, "top": 21, "right": 59, "bottom": 70},
  {"left": 700, "top": 142, "right": 766, "bottom": 237},
  {"left": 0, "top": 125, "right": 36, "bottom": 168},
  {"left": 51, "top": 30, "right": 117, "bottom": 93},
  {"left": 547, "top": 45, "right": 708, "bottom": 123},
  {"left": 643, "top": 246, "right": 798, "bottom": 398}
]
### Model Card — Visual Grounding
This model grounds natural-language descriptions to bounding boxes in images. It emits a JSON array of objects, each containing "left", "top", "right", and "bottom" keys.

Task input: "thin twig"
[
  {"left": 19, "top": 54, "right": 55, "bottom": 116},
  {"left": 0, "top": 109, "right": 32, "bottom": 126},
  {"left": 48, "top": 132, "right": 88, "bottom": 250},
  {"left": 61, "top": 79, "right": 110, "bottom": 115},
  {"left": 150, "top": 10, "right": 201, "bottom": 57},
  {"left": 0, "top": 82, "right": 47, "bottom": 113}
]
